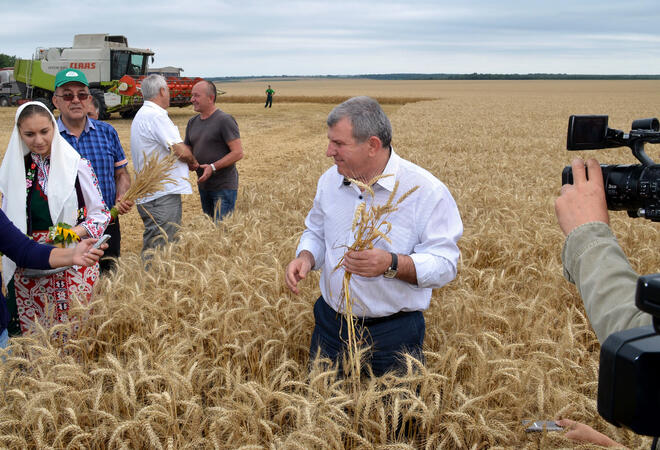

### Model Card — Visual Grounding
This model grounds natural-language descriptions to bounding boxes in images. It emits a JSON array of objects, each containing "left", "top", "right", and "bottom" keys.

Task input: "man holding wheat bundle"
[
  {"left": 285, "top": 96, "right": 463, "bottom": 376},
  {"left": 130, "top": 74, "right": 198, "bottom": 259}
]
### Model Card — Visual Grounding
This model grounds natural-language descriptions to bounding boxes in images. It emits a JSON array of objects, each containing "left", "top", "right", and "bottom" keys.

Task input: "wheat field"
[{"left": 0, "top": 79, "right": 659, "bottom": 448}]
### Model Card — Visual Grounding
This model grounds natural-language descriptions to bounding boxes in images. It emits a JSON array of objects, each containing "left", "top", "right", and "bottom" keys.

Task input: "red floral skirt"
[{"left": 12, "top": 231, "right": 99, "bottom": 334}]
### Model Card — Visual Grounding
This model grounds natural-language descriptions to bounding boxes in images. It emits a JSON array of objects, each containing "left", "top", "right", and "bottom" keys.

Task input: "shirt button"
[{"left": 359, "top": 195, "right": 363, "bottom": 200}]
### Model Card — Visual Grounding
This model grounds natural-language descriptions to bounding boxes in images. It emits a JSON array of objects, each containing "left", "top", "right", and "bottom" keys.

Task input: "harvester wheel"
[
  {"left": 0, "top": 96, "right": 9, "bottom": 107},
  {"left": 90, "top": 89, "right": 110, "bottom": 120},
  {"left": 120, "top": 109, "right": 137, "bottom": 119},
  {"left": 33, "top": 97, "right": 54, "bottom": 111}
]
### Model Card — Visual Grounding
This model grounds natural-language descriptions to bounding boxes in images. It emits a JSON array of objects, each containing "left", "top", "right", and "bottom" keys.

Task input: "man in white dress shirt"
[
  {"left": 285, "top": 96, "right": 463, "bottom": 376},
  {"left": 130, "top": 74, "right": 198, "bottom": 259}
]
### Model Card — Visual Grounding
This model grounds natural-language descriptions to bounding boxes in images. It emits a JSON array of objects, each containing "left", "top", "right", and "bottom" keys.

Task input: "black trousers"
[
  {"left": 265, "top": 96, "right": 272, "bottom": 108},
  {"left": 310, "top": 296, "right": 425, "bottom": 376},
  {"left": 100, "top": 217, "right": 121, "bottom": 273}
]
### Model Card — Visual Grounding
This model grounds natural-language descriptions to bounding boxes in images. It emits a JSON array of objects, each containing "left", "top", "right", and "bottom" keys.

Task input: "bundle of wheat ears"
[
  {"left": 110, "top": 152, "right": 180, "bottom": 218},
  {"left": 334, "top": 174, "right": 419, "bottom": 383}
]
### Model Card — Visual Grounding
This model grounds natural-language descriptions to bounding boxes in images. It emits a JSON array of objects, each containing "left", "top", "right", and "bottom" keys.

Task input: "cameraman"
[{"left": 555, "top": 157, "right": 652, "bottom": 343}]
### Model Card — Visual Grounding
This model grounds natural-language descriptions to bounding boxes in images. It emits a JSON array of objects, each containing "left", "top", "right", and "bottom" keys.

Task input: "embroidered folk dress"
[{"left": 6, "top": 153, "right": 109, "bottom": 335}]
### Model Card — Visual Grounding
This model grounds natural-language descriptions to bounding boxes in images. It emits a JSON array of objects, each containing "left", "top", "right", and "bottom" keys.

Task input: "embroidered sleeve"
[{"left": 77, "top": 158, "right": 111, "bottom": 238}]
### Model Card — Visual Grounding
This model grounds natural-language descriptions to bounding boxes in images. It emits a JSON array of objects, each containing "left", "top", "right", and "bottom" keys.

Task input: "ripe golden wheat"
[{"left": 0, "top": 80, "right": 658, "bottom": 448}]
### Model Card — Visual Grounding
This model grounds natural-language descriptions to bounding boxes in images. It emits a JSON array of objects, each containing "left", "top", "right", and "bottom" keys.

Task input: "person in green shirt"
[{"left": 265, "top": 85, "right": 274, "bottom": 108}]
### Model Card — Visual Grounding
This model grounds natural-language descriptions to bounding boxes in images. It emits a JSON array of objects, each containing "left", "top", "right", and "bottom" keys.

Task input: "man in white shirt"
[
  {"left": 130, "top": 74, "right": 198, "bottom": 259},
  {"left": 285, "top": 96, "right": 463, "bottom": 376}
]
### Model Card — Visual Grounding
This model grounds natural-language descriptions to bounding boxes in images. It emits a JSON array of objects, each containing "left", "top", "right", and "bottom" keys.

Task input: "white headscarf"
[{"left": 0, "top": 101, "right": 81, "bottom": 287}]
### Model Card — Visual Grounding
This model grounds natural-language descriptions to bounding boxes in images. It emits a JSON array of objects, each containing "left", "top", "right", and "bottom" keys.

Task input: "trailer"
[{"left": 0, "top": 68, "right": 22, "bottom": 106}]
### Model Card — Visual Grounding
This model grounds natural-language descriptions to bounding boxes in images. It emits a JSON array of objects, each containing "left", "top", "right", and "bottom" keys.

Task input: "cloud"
[{"left": 2, "top": 0, "right": 659, "bottom": 76}]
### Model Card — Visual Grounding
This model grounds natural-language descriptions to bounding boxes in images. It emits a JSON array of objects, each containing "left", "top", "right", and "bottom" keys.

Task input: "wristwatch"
[
  {"left": 384, "top": 252, "right": 398, "bottom": 279},
  {"left": 210, "top": 163, "right": 216, "bottom": 172}
]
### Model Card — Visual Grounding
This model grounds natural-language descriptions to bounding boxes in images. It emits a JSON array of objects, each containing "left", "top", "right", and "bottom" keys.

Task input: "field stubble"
[{"left": 0, "top": 80, "right": 659, "bottom": 448}]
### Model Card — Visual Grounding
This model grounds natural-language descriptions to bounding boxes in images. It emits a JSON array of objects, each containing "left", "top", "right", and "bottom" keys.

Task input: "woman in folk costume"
[{"left": 0, "top": 101, "right": 110, "bottom": 335}]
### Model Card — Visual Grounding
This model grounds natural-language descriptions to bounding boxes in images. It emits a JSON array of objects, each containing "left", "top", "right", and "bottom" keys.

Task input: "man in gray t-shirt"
[{"left": 185, "top": 80, "right": 244, "bottom": 221}]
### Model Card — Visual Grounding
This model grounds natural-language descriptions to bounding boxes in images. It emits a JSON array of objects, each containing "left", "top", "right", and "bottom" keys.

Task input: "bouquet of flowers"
[{"left": 46, "top": 222, "right": 80, "bottom": 247}]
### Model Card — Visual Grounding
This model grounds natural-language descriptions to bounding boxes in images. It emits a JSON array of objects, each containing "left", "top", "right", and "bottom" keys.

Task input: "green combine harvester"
[{"left": 14, "top": 34, "right": 200, "bottom": 119}]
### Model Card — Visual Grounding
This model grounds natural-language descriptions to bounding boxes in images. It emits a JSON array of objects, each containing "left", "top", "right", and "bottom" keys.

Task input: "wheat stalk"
[
  {"left": 110, "top": 151, "right": 181, "bottom": 218},
  {"left": 333, "top": 174, "right": 419, "bottom": 386}
]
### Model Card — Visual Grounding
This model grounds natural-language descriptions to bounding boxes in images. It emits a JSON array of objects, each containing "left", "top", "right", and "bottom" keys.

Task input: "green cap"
[{"left": 54, "top": 69, "right": 89, "bottom": 88}]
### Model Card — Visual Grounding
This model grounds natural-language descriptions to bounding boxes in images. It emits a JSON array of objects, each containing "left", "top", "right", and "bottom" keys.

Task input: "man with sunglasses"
[{"left": 52, "top": 69, "right": 132, "bottom": 273}]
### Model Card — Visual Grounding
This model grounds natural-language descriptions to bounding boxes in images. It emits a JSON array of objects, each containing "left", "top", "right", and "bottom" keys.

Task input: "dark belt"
[
  {"left": 357, "top": 310, "right": 413, "bottom": 326},
  {"left": 319, "top": 296, "right": 416, "bottom": 327}
]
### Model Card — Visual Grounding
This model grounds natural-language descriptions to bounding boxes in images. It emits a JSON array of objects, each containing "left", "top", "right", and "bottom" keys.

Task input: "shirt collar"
[
  {"left": 30, "top": 152, "right": 50, "bottom": 165},
  {"left": 144, "top": 100, "right": 165, "bottom": 113},
  {"left": 338, "top": 146, "right": 400, "bottom": 192},
  {"left": 57, "top": 115, "right": 93, "bottom": 135},
  {"left": 377, "top": 147, "right": 400, "bottom": 192}
]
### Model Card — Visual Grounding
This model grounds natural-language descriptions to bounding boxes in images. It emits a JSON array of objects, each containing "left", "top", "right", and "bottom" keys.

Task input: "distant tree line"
[
  {"left": 210, "top": 73, "right": 660, "bottom": 82},
  {"left": 355, "top": 73, "right": 660, "bottom": 80},
  {"left": 0, "top": 53, "right": 16, "bottom": 68}
]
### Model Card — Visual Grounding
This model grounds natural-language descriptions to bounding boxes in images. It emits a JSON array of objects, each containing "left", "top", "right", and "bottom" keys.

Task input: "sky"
[{"left": 2, "top": 0, "right": 660, "bottom": 77}]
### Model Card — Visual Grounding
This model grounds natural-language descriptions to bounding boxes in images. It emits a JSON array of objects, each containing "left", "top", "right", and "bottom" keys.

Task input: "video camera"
[
  {"left": 598, "top": 274, "right": 660, "bottom": 437},
  {"left": 564, "top": 116, "right": 660, "bottom": 437},
  {"left": 563, "top": 115, "right": 660, "bottom": 221}
]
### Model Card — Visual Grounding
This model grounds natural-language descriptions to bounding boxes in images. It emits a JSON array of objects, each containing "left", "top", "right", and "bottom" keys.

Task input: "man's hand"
[
  {"left": 115, "top": 196, "right": 134, "bottom": 215},
  {"left": 72, "top": 238, "right": 107, "bottom": 267},
  {"left": 555, "top": 419, "right": 622, "bottom": 448},
  {"left": 555, "top": 158, "right": 610, "bottom": 236},
  {"left": 114, "top": 166, "right": 131, "bottom": 210},
  {"left": 197, "top": 164, "right": 214, "bottom": 183},
  {"left": 343, "top": 248, "right": 391, "bottom": 277},
  {"left": 170, "top": 142, "right": 198, "bottom": 166},
  {"left": 285, "top": 250, "right": 314, "bottom": 294}
]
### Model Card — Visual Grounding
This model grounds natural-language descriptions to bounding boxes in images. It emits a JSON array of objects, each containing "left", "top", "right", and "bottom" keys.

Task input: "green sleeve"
[{"left": 562, "top": 221, "right": 652, "bottom": 342}]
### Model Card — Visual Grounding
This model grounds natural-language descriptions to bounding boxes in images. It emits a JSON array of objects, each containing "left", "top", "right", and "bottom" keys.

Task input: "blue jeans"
[
  {"left": 199, "top": 188, "right": 237, "bottom": 222},
  {"left": 0, "top": 328, "right": 8, "bottom": 362},
  {"left": 310, "top": 296, "right": 425, "bottom": 376},
  {"left": 0, "top": 328, "right": 8, "bottom": 350}
]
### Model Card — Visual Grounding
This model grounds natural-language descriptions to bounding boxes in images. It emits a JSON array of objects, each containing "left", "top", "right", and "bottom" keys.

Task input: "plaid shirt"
[{"left": 57, "top": 117, "right": 128, "bottom": 208}]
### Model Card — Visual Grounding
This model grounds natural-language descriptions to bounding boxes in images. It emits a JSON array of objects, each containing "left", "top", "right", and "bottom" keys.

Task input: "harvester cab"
[{"left": 13, "top": 34, "right": 199, "bottom": 119}]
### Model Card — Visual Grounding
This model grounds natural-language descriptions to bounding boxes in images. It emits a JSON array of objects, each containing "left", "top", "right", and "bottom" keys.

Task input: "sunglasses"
[{"left": 54, "top": 92, "right": 91, "bottom": 102}]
